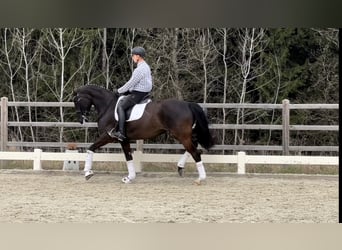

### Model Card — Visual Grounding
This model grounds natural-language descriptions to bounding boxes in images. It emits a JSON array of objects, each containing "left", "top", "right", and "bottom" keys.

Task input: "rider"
[{"left": 108, "top": 46, "right": 153, "bottom": 141}]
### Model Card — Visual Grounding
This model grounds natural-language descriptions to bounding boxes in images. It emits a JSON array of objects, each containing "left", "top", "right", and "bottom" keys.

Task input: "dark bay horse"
[{"left": 73, "top": 85, "right": 214, "bottom": 184}]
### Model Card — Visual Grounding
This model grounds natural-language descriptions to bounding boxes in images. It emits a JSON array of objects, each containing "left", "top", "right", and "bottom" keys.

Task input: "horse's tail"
[{"left": 188, "top": 102, "right": 215, "bottom": 150}]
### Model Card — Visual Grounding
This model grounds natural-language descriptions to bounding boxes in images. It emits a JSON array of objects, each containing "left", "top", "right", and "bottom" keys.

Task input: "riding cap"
[{"left": 131, "top": 46, "right": 145, "bottom": 58}]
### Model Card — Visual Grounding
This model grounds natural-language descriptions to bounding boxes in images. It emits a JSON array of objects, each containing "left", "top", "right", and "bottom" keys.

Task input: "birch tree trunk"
[
  {"left": 17, "top": 28, "right": 36, "bottom": 142},
  {"left": 267, "top": 55, "right": 281, "bottom": 145},
  {"left": 2, "top": 28, "right": 24, "bottom": 145},
  {"left": 102, "top": 28, "right": 108, "bottom": 88},
  {"left": 46, "top": 28, "right": 86, "bottom": 150},
  {"left": 171, "top": 28, "right": 183, "bottom": 100},
  {"left": 58, "top": 29, "right": 65, "bottom": 149},
  {"left": 220, "top": 28, "right": 228, "bottom": 147},
  {"left": 126, "top": 28, "right": 136, "bottom": 72},
  {"left": 98, "top": 28, "right": 123, "bottom": 89},
  {"left": 234, "top": 28, "right": 265, "bottom": 146},
  {"left": 200, "top": 30, "right": 210, "bottom": 103}
]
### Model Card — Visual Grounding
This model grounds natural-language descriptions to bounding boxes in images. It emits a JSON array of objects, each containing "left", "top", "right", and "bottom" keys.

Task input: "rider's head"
[{"left": 131, "top": 46, "right": 145, "bottom": 63}]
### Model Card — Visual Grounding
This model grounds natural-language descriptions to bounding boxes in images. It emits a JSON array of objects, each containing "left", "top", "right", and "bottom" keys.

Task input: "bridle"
[
  {"left": 73, "top": 88, "right": 118, "bottom": 124},
  {"left": 73, "top": 94, "right": 89, "bottom": 124}
]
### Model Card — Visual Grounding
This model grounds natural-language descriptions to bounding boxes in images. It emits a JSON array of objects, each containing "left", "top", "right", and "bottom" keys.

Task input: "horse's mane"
[
  {"left": 81, "top": 84, "right": 110, "bottom": 91},
  {"left": 76, "top": 84, "right": 114, "bottom": 95}
]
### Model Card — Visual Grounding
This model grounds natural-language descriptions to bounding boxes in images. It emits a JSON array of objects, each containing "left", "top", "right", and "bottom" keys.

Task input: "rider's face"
[{"left": 132, "top": 54, "right": 140, "bottom": 63}]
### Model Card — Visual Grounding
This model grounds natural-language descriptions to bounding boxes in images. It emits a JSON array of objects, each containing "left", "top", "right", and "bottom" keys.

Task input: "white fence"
[
  {"left": 0, "top": 97, "right": 339, "bottom": 174},
  {"left": 0, "top": 97, "right": 339, "bottom": 154},
  {"left": 0, "top": 149, "right": 338, "bottom": 174}
]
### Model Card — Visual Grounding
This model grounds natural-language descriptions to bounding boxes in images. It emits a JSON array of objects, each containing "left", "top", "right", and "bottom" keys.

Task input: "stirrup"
[
  {"left": 85, "top": 170, "right": 94, "bottom": 180},
  {"left": 121, "top": 176, "right": 132, "bottom": 184},
  {"left": 109, "top": 131, "right": 126, "bottom": 141}
]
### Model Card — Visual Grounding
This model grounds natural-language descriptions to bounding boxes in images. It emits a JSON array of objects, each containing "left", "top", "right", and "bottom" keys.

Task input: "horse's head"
[
  {"left": 73, "top": 90, "right": 92, "bottom": 124},
  {"left": 73, "top": 85, "right": 118, "bottom": 125}
]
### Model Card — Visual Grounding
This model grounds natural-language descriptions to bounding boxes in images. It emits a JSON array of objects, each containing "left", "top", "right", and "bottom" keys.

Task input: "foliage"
[{"left": 0, "top": 28, "right": 338, "bottom": 154}]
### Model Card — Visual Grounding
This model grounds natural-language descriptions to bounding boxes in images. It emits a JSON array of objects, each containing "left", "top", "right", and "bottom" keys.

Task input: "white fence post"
[
  {"left": 33, "top": 148, "right": 42, "bottom": 170},
  {"left": 1, "top": 97, "right": 8, "bottom": 152},
  {"left": 133, "top": 150, "right": 142, "bottom": 173},
  {"left": 133, "top": 140, "right": 144, "bottom": 173},
  {"left": 282, "top": 99, "right": 290, "bottom": 155},
  {"left": 237, "top": 151, "right": 246, "bottom": 174}
]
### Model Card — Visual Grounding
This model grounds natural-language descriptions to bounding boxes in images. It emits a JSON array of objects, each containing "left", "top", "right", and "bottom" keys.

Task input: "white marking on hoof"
[{"left": 85, "top": 170, "right": 94, "bottom": 180}]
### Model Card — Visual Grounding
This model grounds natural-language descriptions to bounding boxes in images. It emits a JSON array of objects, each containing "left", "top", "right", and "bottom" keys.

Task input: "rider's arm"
[{"left": 118, "top": 67, "right": 144, "bottom": 94}]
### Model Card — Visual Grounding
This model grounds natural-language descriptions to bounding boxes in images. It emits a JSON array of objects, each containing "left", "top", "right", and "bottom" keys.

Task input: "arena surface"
[{"left": 0, "top": 169, "right": 338, "bottom": 223}]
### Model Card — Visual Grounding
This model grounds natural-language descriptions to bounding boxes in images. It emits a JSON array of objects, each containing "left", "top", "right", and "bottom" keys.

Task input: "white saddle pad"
[{"left": 114, "top": 96, "right": 151, "bottom": 122}]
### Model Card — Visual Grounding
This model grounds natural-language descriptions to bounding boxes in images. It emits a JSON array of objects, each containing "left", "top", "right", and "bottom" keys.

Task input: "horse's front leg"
[
  {"left": 120, "top": 141, "right": 136, "bottom": 184},
  {"left": 84, "top": 132, "right": 114, "bottom": 180},
  {"left": 177, "top": 151, "right": 191, "bottom": 177}
]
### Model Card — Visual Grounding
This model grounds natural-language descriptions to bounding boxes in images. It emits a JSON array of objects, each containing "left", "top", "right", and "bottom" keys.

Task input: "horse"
[{"left": 73, "top": 85, "right": 214, "bottom": 184}]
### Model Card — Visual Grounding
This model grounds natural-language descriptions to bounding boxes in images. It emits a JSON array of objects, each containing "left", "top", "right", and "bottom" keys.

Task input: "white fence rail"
[{"left": 0, "top": 150, "right": 338, "bottom": 174}]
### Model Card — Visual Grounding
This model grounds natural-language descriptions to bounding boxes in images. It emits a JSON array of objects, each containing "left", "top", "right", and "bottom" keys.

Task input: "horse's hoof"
[
  {"left": 194, "top": 179, "right": 201, "bottom": 185},
  {"left": 177, "top": 167, "right": 184, "bottom": 177},
  {"left": 121, "top": 176, "right": 132, "bottom": 184},
  {"left": 85, "top": 170, "right": 94, "bottom": 180},
  {"left": 193, "top": 178, "right": 206, "bottom": 185}
]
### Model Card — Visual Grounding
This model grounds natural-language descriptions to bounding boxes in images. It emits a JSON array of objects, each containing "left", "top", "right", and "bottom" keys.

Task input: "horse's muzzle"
[
  {"left": 81, "top": 115, "right": 89, "bottom": 124},
  {"left": 76, "top": 111, "right": 88, "bottom": 124}
]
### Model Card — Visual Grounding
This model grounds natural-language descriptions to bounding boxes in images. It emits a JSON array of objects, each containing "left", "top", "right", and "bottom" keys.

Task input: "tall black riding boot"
[{"left": 109, "top": 106, "right": 127, "bottom": 141}]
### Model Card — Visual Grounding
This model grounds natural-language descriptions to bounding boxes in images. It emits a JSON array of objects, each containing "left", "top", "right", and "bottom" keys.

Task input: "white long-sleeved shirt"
[{"left": 118, "top": 61, "right": 152, "bottom": 93}]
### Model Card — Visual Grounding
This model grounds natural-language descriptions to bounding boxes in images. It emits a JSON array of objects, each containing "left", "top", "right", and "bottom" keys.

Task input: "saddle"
[{"left": 114, "top": 95, "right": 151, "bottom": 122}]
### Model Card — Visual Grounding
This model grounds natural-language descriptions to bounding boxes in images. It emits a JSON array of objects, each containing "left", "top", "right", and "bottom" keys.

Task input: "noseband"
[
  {"left": 80, "top": 113, "right": 89, "bottom": 123},
  {"left": 74, "top": 95, "right": 89, "bottom": 124}
]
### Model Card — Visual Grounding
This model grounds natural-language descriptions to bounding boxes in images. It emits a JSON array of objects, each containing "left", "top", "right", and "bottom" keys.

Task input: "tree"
[
  {"left": 15, "top": 28, "right": 39, "bottom": 142},
  {"left": 39, "top": 28, "right": 87, "bottom": 148},
  {"left": 233, "top": 28, "right": 267, "bottom": 146},
  {"left": 0, "top": 28, "right": 24, "bottom": 144},
  {"left": 0, "top": 28, "right": 338, "bottom": 154}
]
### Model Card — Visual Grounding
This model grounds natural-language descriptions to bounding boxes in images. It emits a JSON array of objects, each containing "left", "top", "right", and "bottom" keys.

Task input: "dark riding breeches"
[{"left": 116, "top": 91, "right": 149, "bottom": 134}]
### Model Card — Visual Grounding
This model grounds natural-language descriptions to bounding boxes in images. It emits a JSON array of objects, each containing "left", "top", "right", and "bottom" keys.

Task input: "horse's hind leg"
[
  {"left": 181, "top": 137, "right": 206, "bottom": 185},
  {"left": 177, "top": 137, "right": 199, "bottom": 176},
  {"left": 177, "top": 151, "right": 191, "bottom": 177},
  {"left": 120, "top": 141, "right": 136, "bottom": 183}
]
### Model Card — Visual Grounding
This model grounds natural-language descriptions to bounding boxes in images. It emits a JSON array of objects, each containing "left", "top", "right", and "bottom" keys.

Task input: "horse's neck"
[{"left": 90, "top": 90, "right": 116, "bottom": 115}]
